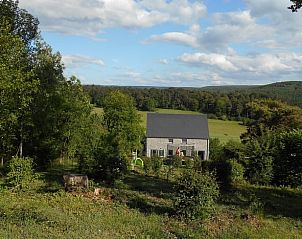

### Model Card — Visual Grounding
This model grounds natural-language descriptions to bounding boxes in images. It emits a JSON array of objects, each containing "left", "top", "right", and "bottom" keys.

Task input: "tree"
[
  {"left": 0, "top": 25, "right": 39, "bottom": 160},
  {"left": 0, "top": 0, "right": 39, "bottom": 46},
  {"left": 273, "top": 129, "right": 302, "bottom": 187},
  {"left": 289, "top": 0, "right": 302, "bottom": 12},
  {"left": 245, "top": 133, "right": 275, "bottom": 185},
  {"left": 102, "top": 91, "right": 144, "bottom": 159},
  {"left": 1, "top": 1, "right": 94, "bottom": 169},
  {"left": 241, "top": 99, "right": 302, "bottom": 141}
]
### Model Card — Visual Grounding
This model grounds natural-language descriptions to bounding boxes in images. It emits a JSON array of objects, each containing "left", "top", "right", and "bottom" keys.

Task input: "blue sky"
[{"left": 20, "top": 0, "right": 302, "bottom": 87}]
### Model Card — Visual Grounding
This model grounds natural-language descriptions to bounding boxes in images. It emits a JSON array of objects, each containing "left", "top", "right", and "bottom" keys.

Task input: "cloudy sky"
[{"left": 19, "top": 0, "right": 302, "bottom": 87}]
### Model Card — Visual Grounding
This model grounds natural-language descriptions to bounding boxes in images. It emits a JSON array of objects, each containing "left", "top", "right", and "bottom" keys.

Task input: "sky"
[{"left": 19, "top": 0, "right": 302, "bottom": 87}]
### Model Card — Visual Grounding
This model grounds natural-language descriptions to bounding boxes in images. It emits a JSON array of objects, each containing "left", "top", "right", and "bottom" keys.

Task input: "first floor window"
[
  {"left": 158, "top": 149, "right": 164, "bottom": 157},
  {"left": 168, "top": 149, "right": 173, "bottom": 156},
  {"left": 151, "top": 149, "right": 157, "bottom": 157}
]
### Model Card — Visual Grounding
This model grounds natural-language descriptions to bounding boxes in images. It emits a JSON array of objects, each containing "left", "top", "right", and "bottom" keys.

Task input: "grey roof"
[{"left": 147, "top": 113, "right": 209, "bottom": 139}]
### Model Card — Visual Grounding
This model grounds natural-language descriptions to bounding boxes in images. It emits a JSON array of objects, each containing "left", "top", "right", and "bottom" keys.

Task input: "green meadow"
[{"left": 94, "top": 107, "right": 247, "bottom": 143}]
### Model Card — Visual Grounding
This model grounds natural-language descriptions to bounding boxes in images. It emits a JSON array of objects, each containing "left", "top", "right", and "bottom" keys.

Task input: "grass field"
[
  {"left": 0, "top": 168, "right": 301, "bottom": 239},
  {"left": 94, "top": 107, "right": 246, "bottom": 143}
]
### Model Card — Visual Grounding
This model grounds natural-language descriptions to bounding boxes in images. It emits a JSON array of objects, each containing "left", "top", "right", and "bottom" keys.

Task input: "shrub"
[
  {"left": 201, "top": 159, "right": 245, "bottom": 188},
  {"left": 143, "top": 157, "right": 163, "bottom": 177},
  {"left": 6, "top": 156, "right": 37, "bottom": 190},
  {"left": 150, "top": 156, "right": 163, "bottom": 177},
  {"left": 174, "top": 170, "right": 219, "bottom": 220},
  {"left": 273, "top": 129, "right": 302, "bottom": 187},
  {"left": 228, "top": 159, "right": 245, "bottom": 185},
  {"left": 245, "top": 133, "right": 275, "bottom": 185}
]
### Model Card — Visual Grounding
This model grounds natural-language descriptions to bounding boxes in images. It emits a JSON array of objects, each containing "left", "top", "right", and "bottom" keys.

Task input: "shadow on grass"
[
  {"left": 122, "top": 171, "right": 176, "bottom": 199},
  {"left": 219, "top": 184, "right": 302, "bottom": 219},
  {"left": 38, "top": 162, "right": 80, "bottom": 193},
  {"left": 115, "top": 172, "right": 176, "bottom": 216}
]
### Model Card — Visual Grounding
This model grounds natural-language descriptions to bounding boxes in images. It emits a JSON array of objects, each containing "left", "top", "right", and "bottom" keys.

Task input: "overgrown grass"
[{"left": 0, "top": 167, "right": 301, "bottom": 239}]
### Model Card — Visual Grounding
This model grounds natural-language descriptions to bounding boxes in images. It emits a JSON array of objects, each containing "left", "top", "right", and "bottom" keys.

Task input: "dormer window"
[
  {"left": 182, "top": 138, "right": 187, "bottom": 144},
  {"left": 168, "top": 138, "right": 173, "bottom": 143}
]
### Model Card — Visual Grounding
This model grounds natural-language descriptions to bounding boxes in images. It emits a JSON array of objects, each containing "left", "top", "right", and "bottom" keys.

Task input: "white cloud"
[
  {"left": 159, "top": 59, "right": 169, "bottom": 64},
  {"left": 179, "top": 51, "right": 302, "bottom": 73},
  {"left": 19, "top": 0, "right": 206, "bottom": 36},
  {"left": 178, "top": 51, "right": 302, "bottom": 85},
  {"left": 62, "top": 55, "right": 105, "bottom": 68},
  {"left": 146, "top": 31, "right": 200, "bottom": 48},
  {"left": 179, "top": 52, "right": 238, "bottom": 71}
]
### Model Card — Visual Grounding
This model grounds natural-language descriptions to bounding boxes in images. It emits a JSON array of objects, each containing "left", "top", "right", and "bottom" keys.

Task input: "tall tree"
[
  {"left": 0, "top": 25, "right": 39, "bottom": 160},
  {"left": 102, "top": 91, "right": 144, "bottom": 158}
]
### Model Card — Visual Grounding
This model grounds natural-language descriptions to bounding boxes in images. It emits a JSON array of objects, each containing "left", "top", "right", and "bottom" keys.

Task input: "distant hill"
[
  {"left": 201, "top": 81, "right": 302, "bottom": 107},
  {"left": 201, "top": 85, "right": 258, "bottom": 93}
]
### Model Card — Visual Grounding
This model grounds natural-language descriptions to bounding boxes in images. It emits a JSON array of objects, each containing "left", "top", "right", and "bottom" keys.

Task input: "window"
[
  {"left": 182, "top": 150, "right": 186, "bottom": 156},
  {"left": 198, "top": 151, "right": 205, "bottom": 160},
  {"left": 151, "top": 149, "right": 157, "bottom": 157},
  {"left": 168, "top": 150, "right": 173, "bottom": 156},
  {"left": 168, "top": 138, "right": 173, "bottom": 143},
  {"left": 182, "top": 138, "right": 187, "bottom": 144},
  {"left": 158, "top": 149, "right": 164, "bottom": 157}
]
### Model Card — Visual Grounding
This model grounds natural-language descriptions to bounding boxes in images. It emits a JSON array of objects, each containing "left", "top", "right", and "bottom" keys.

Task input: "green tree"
[
  {"left": 102, "top": 91, "right": 144, "bottom": 158},
  {"left": 245, "top": 133, "right": 275, "bottom": 185},
  {"left": 0, "top": 25, "right": 39, "bottom": 160},
  {"left": 0, "top": 0, "right": 39, "bottom": 45},
  {"left": 241, "top": 99, "right": 302, "bottom": 141},
  {"left": 209, "top": 138, "right": 223, "bottom": 161},
  {"left": 273, "top": 129, "right": 302, "bottom": 187}
]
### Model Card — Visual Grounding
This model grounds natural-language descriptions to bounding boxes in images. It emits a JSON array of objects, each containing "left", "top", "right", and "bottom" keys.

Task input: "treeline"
[
  {"left": 84, "top": 85, "right": 300, "bottom": 120},
  {"left": 0, "top": 0, "right": 92, "bottom": 168}
]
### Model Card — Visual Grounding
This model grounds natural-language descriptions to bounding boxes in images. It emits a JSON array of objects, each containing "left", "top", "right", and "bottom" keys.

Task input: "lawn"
[{"left": 0, "top": 168, "right": 301, "bottom": 239}]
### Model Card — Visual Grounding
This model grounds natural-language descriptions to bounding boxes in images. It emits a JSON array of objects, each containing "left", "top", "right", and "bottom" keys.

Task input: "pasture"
[{"left": 94, "top": 107, "right": 247, "bottom": 143}]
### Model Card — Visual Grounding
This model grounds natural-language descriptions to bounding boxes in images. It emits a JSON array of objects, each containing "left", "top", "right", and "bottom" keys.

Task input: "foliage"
[
  {"left": 289, "top": 0, "right": 302, "bottom": 11},
  {"left": 241, "top": 99, "right": 302, "bottom": 141},
  {"left": 0, "top": 1, "right": 93, "bottom": 168},
  {"left": 103, "top": 91, "right": 144, "bottom": 158},
  {"left": 6, "top": 156, "right": 37, "bottom": 190},
  {"left": 222, "top": 140, "right": 246, "bottom": 161},
  {"left": 273, "top": 129, "right": 302, "bottom": 187},
  {"left": 84, "top": 81, "right": 302, "bottom": 123},
  {"left": 174, "top": 170, "right": 219, "bottom": 220},
  {"left": 245, "top": 133, "right": 275, "bottom": 185},
  {"left": 209, "top": 138, "right": 223, "bottom": 161},
  {"left": 228, "top": 159, "right": 245, "bottom": 185},
  {"left": 143, "top": 156, "right": 163, "bottom": 177}
]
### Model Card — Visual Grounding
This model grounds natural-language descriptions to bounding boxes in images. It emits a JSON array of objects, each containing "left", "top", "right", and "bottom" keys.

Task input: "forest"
[{"left": 84, "top": 81, "right": 302, "bottom": 121}]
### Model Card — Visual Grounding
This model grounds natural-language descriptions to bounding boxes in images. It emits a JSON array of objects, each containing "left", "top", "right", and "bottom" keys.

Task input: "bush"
[
  {"left": 201, "top": 159, "right": 245, "bottom": 188},
  {"left": 143, "top": 157, "right": 163, "bottom": 177},
  {"left": 174, "top": 170, "right": 219, "bottom": 220},
  {"left": 228, "top": 159, "right": 245, "bottom": 185},
  {"left": 6, "top": 156, "right": 37, "bottom": 190},
  {"left": 273, "top": 130, "right": 302, "bottom": 187}
]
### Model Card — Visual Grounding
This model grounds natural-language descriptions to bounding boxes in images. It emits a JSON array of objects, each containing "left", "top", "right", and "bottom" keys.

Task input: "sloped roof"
[{"left": 147, "top": 113, "right": 209, "bottom": 139}]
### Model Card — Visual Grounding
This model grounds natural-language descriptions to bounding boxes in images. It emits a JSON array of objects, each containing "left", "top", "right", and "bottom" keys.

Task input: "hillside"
[{"left": 201, "top": 81, "right": 302, "bottom": 107}]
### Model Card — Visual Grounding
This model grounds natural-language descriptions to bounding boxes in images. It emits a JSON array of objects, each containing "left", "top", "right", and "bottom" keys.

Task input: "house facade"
[{"left": 146, "top": 113, "right": 209, "bottom": 160}]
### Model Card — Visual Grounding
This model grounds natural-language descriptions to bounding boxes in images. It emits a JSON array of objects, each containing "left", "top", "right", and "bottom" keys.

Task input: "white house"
[{"left": 145, "top": 113, "right": 209, "bottom": 160}]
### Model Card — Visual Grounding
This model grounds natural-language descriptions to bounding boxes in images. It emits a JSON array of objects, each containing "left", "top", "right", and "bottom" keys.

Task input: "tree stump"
[{"left": 63, "top": 174, "right": 88, "bottom": 192}]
